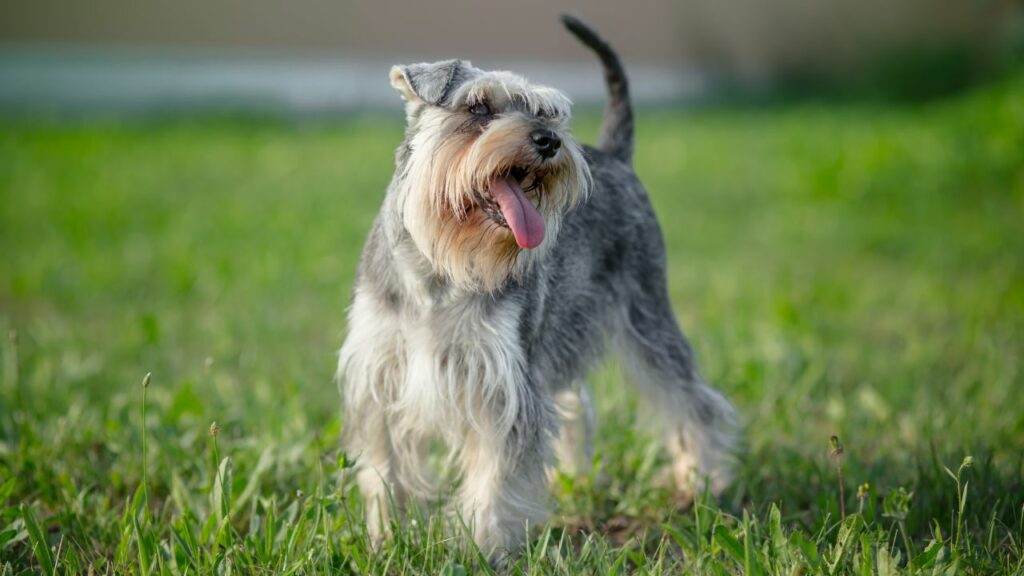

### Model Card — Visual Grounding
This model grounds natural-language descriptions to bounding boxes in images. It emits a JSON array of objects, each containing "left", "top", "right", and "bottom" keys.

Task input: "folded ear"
[{"left": 389, "top": 59, "right": 474, "bottom": 106}]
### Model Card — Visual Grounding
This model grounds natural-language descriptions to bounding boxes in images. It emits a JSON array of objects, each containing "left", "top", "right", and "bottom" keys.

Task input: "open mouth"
[{"left": 473, "top": 166, "right": 546, "bottom": 249}]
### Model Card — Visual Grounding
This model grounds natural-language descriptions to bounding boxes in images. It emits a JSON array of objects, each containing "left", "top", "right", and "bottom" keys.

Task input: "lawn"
[{"left": 1, "top": 72, "right": 1022, "bottom": 574}]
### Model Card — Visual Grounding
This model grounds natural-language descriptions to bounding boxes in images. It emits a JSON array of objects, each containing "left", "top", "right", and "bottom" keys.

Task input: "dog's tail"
[{"left": 561, "top": 14, "right": 634, "bottom": 164}]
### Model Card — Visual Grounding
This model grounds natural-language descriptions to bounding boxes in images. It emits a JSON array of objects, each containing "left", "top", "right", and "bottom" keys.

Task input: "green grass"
[{"left": 1, "top": 72, "right": 1023, "bottom": 574}]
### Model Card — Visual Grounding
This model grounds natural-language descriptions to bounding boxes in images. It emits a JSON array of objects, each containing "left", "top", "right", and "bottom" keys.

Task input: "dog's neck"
[
  {"left": 371, "top": 203, "right": 493, "bottom": 309},
  {"left": 374, "top": 182, "right": 535, "bottom": 302}
]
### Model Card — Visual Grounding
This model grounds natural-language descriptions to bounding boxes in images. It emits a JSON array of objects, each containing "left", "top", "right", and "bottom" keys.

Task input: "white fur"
[
  {"left": 339, "top": 273, "right": 551, "bottom": 553},
  {"left": 552, "top": 382, "right": 596, "bottom": 477}
]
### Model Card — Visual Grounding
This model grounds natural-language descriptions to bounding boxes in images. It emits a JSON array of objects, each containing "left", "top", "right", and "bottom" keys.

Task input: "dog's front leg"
[
  {"left": 351, "top": 409, "right": 406, "bottom": 545},
  {"left": 339, "top": 293, "right": 410, "bottom": 546},
  {"left": 455, "top": 382, "right": 554, "bottom": 561}
]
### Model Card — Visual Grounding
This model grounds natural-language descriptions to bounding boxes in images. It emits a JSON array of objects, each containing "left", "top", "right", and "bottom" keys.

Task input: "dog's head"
[{"left": 389, "top": 59, "right": 590, "bottom": 291}]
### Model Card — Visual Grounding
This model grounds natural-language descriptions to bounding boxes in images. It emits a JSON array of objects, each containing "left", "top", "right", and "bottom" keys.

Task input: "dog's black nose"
[{"left": 531, "top": 129, "right": 561, "bottom": 159}]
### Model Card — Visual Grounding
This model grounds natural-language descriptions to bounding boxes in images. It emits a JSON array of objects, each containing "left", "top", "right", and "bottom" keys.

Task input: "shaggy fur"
[{"left": 338, "top": 14, "right": 738, "bottom": 561}]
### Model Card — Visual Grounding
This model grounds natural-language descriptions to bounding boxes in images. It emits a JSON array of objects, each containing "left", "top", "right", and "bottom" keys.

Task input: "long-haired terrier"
[{"left": 338, "top": 15, "right": 737, "bottom": 560}]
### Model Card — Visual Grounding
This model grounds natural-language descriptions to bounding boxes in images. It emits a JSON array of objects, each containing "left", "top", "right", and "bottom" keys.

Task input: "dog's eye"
[{"left": 469, "top": 102, "right": 492, "bottom": 116}]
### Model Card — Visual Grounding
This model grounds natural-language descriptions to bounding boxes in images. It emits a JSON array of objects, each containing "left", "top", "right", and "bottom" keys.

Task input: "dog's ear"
[{"left": 389, "top": 60, "right": 474, "bottom": 106}]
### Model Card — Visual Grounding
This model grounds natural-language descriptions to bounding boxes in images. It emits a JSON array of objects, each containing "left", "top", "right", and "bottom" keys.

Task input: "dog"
[{"left": 338, "top": 14, "right": 737, "bottom": 560}]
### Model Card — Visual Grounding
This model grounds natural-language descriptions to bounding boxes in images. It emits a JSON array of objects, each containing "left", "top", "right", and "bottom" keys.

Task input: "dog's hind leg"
[
  {"left": 616, "top": 282, "right": 738, "bottom": 503},
  {"left": 551, "top": 381, "right": 596, "bottom": 478}
]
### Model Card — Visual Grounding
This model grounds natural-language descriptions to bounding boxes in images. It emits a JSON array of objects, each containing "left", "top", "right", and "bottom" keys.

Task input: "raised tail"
[{"left": 561, "top": 14, "right": 634, "bottom": 164}]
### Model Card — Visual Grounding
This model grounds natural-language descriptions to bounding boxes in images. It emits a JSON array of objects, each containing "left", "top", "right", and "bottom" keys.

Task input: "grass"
[{"left": 1, "top": 71, "right": 1022, "bottom": 573}]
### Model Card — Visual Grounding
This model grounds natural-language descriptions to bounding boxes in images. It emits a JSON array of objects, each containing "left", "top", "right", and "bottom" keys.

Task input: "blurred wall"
[{"left": 1, "top": 0, "right": 1006, "bottom": 78}]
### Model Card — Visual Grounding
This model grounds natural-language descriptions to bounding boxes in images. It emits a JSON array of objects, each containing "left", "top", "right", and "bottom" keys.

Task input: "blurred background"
[{"left": 3, "top": 0, "right": 1023, "bottom": 113}]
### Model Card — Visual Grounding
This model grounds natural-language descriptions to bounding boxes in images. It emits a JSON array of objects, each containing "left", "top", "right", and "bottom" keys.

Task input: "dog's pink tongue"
[{"left": 490, "top": 176, "right": 545, "bottom": 249}]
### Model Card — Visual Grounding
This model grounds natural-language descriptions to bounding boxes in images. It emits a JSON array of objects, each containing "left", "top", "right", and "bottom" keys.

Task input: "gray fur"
[
  {"left": 338, "top": 15, "right": 737, "bottom": 561},
  {"left": 392, "top": 59, "right": 481, "bottom": 106},
  {"left": 561, "top": 15, "right": 634, "bottom": 163}
]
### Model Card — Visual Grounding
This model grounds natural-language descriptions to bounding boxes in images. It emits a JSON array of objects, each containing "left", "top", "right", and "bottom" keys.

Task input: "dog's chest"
[{"left": 389, "top": 290, "right": 527, "bottom": 436}]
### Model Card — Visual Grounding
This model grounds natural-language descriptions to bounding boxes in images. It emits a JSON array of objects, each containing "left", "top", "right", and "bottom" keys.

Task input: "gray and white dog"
[{"left": 338, "top": 15, "right": 737, "bottom": 559}]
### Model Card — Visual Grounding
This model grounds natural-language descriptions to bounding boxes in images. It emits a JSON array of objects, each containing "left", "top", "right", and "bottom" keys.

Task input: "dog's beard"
[{"left": 401, "top": 114, "right": 590, "bottom": 291}]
